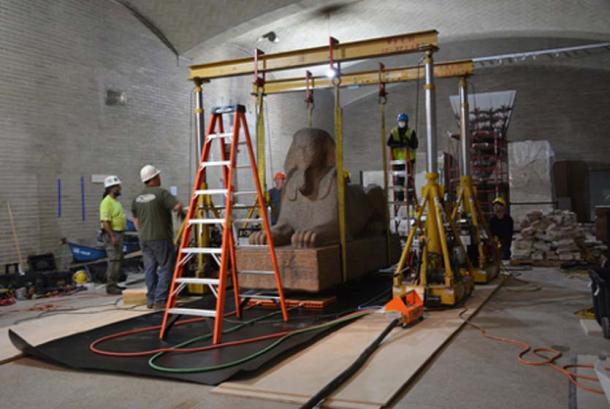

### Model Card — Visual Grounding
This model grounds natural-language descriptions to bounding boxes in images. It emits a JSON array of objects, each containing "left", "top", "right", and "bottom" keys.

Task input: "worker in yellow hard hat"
[
  {"left": 268, "top": 172, "right": 286, "bottom": 225},
  {"left": 343, "top": 169, "right": 351, "bottom": 184},
  {"left": 489, "top": 197, "right": 513, "bottom": 260}
]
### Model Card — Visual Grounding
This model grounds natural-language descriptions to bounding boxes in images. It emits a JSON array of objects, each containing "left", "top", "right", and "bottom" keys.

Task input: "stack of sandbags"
[{"left": 511, "top": 209, "right": 585, "bottom": 261}]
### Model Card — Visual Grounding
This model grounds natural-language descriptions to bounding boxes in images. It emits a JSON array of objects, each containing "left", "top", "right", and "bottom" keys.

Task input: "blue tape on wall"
[
  {"left": 57, "top": 178, "right": 62, "bottom": 218},
  {"left": 80, "top": 176, "right": 86, "bottom": 221}
]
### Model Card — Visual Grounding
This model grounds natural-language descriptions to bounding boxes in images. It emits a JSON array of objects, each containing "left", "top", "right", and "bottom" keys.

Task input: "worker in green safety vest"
[
  {"left": 387, "top": 113, "right": 418, "bottom": 202},
  {"left": 387, "top": 112, "right": 418, "bottom": 164}
]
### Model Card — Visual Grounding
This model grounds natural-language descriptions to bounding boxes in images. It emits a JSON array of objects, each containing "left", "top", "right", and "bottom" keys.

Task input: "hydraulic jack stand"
[{"left": 451, "top": 77, "right": 500, "bottom": 284}]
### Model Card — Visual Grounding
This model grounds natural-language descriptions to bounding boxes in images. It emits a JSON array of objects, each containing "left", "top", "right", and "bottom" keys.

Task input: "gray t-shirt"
[{"left": 131, "top": 186, "right": 178, "bottom": 242}]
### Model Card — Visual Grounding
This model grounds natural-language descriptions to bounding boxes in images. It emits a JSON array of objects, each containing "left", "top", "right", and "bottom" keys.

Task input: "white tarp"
[{"left": 508, "top": 140, "right": 555, "bottom": 224}]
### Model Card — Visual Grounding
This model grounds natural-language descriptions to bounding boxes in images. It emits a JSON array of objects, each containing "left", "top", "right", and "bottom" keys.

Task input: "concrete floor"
[{"left": 0, "top": 267, "right": 607, "bottom": 409}]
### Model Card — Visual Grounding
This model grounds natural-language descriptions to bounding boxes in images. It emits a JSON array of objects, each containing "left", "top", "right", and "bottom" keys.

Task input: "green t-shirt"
[
  {"left": 131, "top": 186, "right": 178, "bottom": 242},
  {"left": 99, "top": 195, "right": 127, "bottom": 231}
]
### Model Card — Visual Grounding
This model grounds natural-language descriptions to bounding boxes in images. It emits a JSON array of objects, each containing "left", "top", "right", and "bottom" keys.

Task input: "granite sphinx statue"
[{"left": 249, "top": 128, "right": 386, "bottom": 248}]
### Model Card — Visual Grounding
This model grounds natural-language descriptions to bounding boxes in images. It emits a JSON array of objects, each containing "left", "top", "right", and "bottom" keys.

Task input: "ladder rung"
[
  {"left": 241, "top": 294, "right": 280, "bottom": 300},
  {"left": 200, "top": 204, "right": 259, "bottom": 210},
  {"left": 175, "top": 277, "right": 220, "bottom": 285},
  {"left": 239, "top": 270, "right": 274, "bottom": 275},
  {"left": 195, "top": 189, "right": 228, "bottom": 196},
  {"left": 208, "top": 132, "right": 233, "bottom": 139},
  {"left": 390, "top": 160, "right": 407, "bottom": 165},
  {"left": 392, "top": 171, "right": 406, "bottom": 176},
  {"left": 236, "top": 165, "right": 251, "bottom": 169},
  {"left": 181, "top": 247, "right": 223, "bottom": 254},
  {"left": 234, "top": 218, "right": 262, "bottom": 223},
  {"left": 201, "top": 160, "right": 230, "bottom": 168},
  {"left": 189, "top": 218, "right": 225, "bottom": 225},
  {"left": 389, "top": 186, "right": 405, "bottom": 191},
  {"left": 167, "top": 308, "right": 217, "bottom": 318},
  {"left": 234, "top": 191, "right": 257, "bottom": 196}
]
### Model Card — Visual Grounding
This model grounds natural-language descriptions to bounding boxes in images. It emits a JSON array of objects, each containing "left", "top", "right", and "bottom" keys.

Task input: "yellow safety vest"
[{"left": 390, "top": 127, "right": 416, "bottom": 161}]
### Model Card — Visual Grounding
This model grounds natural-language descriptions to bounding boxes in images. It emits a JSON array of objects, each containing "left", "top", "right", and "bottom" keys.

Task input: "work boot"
[
  {"left": 153, "top": 302, "right": 166, "bottom": 310},
  {"left": 116, "top": 285, "right": 127, "bottom": 290},
  {"left": 106, "top": 285, "right": 123, "bottom": 295}
]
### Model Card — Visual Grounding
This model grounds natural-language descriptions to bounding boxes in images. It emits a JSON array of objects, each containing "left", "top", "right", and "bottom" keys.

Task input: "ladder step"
[
  {"left": 392, "top": 171, "right": 406, "bottom": 176},
  {"left": 208, "top": 132, "right": 233, "bottom": 140},
  {"left": 181, "top": 247, "right": 223, "bottom": 254},
  {"left": 167, "top": 308, "right": 217, "bottom": 318},
  {"left": 389, "top": 186, "right": 405, "bottom": 191},
  {"left": 189, "top": 218, "right": 225, "bottom": 225},
  {"left": 390, "top": 160, "right": 407, "bottom": 165},
  {"left": 239, "top": 270, "right": 274, "bottom": 275},
  {"left": 175, "top": 277, "right": 220, "bottom": 285},
  {"left": 201, "top": 160, "right": 230, "bottom": 168},
  {"left": 234, "top": 191, "right": 257, "bottom": 196},
  {"left": 213, "top": 104, "right": 246, "bottom": 114},
  {"left": 200, "top": 204, "right": 259, "bottom": 210},
  {"left": 195, "top": 189, "right": 228, "bottom": 196}
]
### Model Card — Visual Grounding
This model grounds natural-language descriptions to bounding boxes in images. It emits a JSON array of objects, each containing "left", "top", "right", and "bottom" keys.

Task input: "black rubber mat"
[{"left": 10, "top": 275, "right": 392, "bottom": 385}]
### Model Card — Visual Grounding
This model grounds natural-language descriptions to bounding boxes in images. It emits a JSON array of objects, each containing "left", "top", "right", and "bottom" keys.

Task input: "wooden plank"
[
  {"left": 580, "top": 319, "right": 603, "bottom": 337},
  {"left": 213, "top": 285, "right": 499, "bottom": 408},
  {"left": 189, "top": 30, "right": 438, "bottom": 80}
]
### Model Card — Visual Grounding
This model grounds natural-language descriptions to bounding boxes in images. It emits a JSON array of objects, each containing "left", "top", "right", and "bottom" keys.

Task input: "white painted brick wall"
[{"left": 0, "top": 0, "right": 191, "bottom": 265}]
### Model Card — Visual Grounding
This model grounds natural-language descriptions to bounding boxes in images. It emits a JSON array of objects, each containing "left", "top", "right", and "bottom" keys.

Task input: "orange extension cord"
[{"left": 460, "top": 307, "right": 607, "bottom": 396}]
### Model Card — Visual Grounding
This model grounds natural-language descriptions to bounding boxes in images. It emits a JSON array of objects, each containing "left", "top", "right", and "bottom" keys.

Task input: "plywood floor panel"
[{"left": 213, "top": 285, "right": 499, "bottom": 408}]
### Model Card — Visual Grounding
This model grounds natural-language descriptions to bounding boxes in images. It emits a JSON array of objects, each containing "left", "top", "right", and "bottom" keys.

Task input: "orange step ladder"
[{"left": 159, "top": 104, "right": 288, "bottom": 344}]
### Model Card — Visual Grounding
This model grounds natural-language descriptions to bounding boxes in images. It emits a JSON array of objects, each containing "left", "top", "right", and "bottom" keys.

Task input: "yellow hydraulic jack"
[
  {"left": 387, "top": 51, "right": 474, "bottom": 308},
  {"left": 451, "top": 77, "right": 500, "bottom": 284}
]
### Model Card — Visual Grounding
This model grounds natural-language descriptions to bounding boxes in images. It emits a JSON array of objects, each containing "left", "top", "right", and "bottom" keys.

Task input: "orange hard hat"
[{"left": 273, "top": 171, "right": 286, "bottom": 180}]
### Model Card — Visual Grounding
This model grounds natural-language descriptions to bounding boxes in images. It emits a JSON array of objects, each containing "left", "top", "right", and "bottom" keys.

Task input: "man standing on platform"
[{"left": 387, "top": 113, "right": 418, "bottom": 201}]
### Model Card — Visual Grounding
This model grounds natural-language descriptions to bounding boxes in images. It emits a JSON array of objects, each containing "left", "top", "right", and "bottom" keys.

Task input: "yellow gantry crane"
[
  {"left": 189, "top": 30, "right": 440, "bottom": 282},
  {"left": 184, "top": 30, "right": 480, "bottom": 310}
]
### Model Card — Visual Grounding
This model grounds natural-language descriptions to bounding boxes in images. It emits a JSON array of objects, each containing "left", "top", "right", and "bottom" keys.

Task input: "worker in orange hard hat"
[
  {"left": 268, "top": 172, "right": 286, "bottom": 225},
  {"left": 489, "top": 197, "right": 513, "bottom": 260}
]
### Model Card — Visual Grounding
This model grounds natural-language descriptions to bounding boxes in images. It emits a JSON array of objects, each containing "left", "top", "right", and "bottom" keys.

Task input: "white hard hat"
[
  {"left": 140, "top": 164, "right": 161, "bottom": 183},
  {"left": 104, "top": 175, "right": 122, "bottom": 188}
]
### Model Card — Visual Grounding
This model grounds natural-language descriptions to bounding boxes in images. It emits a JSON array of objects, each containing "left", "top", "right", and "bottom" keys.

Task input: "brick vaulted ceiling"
[{"left": 125, "top": 0, "right": 610, "bottom": 62}]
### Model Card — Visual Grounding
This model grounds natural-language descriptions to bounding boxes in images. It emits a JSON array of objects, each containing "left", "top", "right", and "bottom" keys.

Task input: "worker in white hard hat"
[
  {"left": 132, "top": 165, "right": 183, "bottom": 309},
  {"left": 99, "top": 175, "right": 127, "bottom": 295}
]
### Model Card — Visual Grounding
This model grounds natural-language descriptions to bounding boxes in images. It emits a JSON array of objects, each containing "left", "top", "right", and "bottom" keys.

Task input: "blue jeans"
[{"left": 142, "top": 240, "right": 176, "bottom": 305}]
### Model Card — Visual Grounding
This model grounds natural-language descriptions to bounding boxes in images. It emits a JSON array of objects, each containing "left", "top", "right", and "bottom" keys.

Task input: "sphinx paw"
[
  {"left": 248, "top": 231, "right": 267, "bottom": 245},
  {"left": 291, "top": 230, "right": 318, "bottom": 248}
]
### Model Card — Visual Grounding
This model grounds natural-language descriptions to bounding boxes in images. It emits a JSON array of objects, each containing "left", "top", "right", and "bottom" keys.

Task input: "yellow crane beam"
[
  {"left": 256, "top": 60, "right": 474, "bottom": 94},
  {"left": 189, "top": 30, "right": 438, "bottom": 80}
]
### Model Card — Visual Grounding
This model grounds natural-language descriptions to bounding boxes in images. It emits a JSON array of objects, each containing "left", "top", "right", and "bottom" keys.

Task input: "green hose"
[{"left": 148, "top": 311, "right": 371, "bottom": 373}]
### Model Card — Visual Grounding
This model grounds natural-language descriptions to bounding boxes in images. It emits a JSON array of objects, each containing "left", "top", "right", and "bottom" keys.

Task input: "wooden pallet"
[
  {"left": 246, "top": 295, "right": 337, "bottom": 310},
  {"left": 510, "top": 259, "right": 563, "bottom": 267}
]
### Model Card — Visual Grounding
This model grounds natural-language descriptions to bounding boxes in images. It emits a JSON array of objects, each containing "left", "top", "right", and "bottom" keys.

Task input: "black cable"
[{"left": 300, "top": 318, "right": 401, "bottom": 409}]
